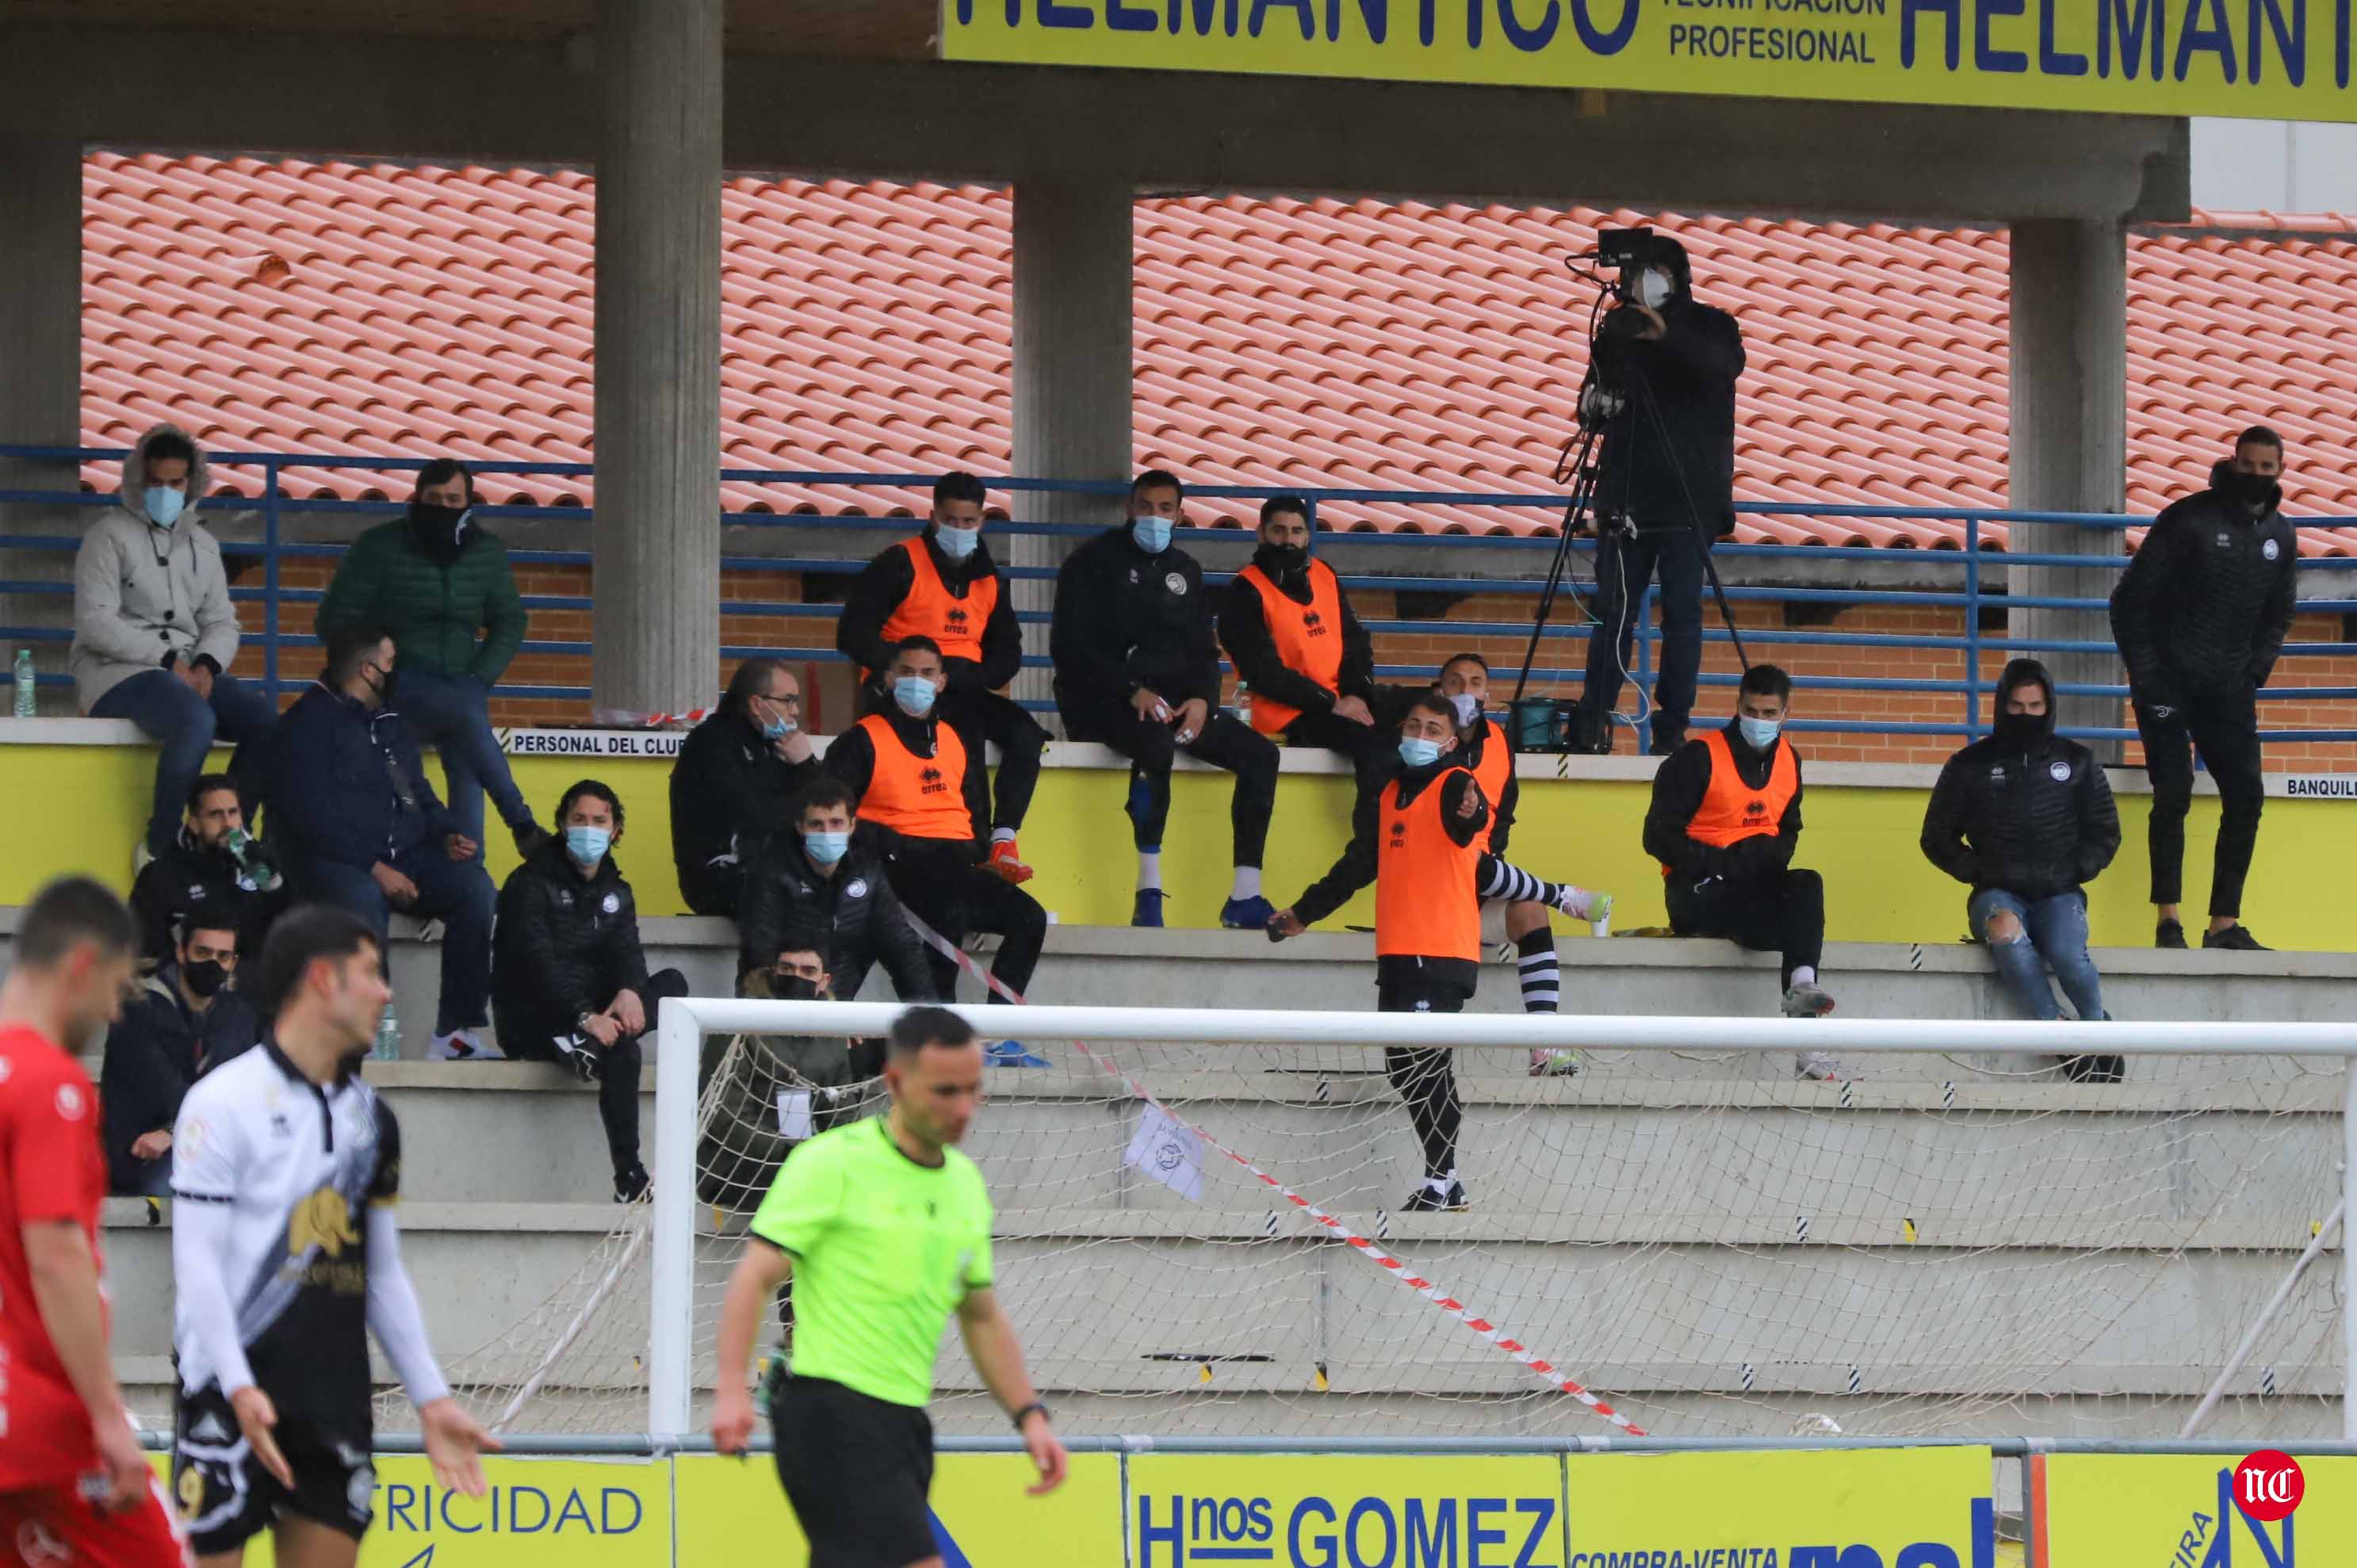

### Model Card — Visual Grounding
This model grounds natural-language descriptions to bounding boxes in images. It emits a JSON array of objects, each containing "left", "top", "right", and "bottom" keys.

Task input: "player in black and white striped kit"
[{"left": 170, "top": 904, "right": 498, "bottom": 1566}]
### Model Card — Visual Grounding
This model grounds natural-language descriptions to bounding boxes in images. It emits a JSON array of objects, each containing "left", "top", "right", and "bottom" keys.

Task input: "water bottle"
[
  {"left": 1232, "top": 679, "right": 1251, "bottom": 728},
  {"left": 373, "top": 1004, "right": 402, "bottom": 1061},
  {"left": 224, "top": 826, "right": 283, "bottom": 892},
  {"left": 13, "top": 648, "right": 33, "bottom": 718}
]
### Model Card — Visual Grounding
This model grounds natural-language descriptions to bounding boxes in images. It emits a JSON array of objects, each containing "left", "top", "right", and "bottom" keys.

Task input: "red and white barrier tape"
[
  {"left": 591, "top": 706, "right": 717, "bottom": 729},
  {"left": 897, "top": 907, "right": 1648, "bottom": 1436}
]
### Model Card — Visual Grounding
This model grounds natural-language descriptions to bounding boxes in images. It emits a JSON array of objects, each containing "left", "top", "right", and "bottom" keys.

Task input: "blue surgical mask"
[
  {"left": 758, "top": 712, "right": 794, "bottom": 742},
  {"left": 804, "top": 828, "right": 851, "bottom": 867},
  {"left": 1398, "top": 736, "right": 1444, "bottom": 769},
  {"left": 144, "top": 485, "right": 185, "bottom": 528},
  {"left": 565, "top": 826, "right": 611, "bottom": 865},
  {"left": 1131, "top": 515, "right": 1173, "bottom": 555},
  {"left": 1738, "top": 716, "right": 1781, "bottom": 750},
  {"left": 935, "top": 523, "right": 980, "bottom": 562},
  {"left": 893, "top": 676, "right": 938, "bottom": 718}
]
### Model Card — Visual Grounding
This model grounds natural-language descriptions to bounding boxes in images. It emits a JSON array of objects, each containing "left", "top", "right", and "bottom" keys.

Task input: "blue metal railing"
[{"left": 6, "top": 446, "right": 2355, "bottom": 748}]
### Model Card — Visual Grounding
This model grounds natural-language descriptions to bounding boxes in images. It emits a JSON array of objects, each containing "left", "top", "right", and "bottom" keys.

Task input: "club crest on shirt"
[
  {"left": 54, "top": 1083, "right": 83, "bottom": 1121},
  {"left": 2049, "top": 759, "right": 2072, "bottom": 782},
  {"left": 1166, "top": 573, "right": 1188, "bottom": 595},
  {"left": 846, "top": 878, "right": 869, "bottom": 899},
  {"left": 2263, "top": 537, "right": 2281, "bottom": 560},
  {"left": 603, "top": 893, "right": 621, "bottom": 914}
]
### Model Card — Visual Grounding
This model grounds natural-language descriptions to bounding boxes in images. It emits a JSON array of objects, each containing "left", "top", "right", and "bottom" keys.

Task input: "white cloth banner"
[{"left": 1124, "top": 1101, "right": 1206, "bottom": 1203}]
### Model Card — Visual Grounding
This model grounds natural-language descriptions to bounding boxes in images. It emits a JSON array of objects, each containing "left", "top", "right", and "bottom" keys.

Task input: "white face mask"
[
  {"left": 1448, "top": 692, "right": 1481, "bottom": 726},
  {"left": 1635, "top": 268, "right": 1674, "bottom": 310}
]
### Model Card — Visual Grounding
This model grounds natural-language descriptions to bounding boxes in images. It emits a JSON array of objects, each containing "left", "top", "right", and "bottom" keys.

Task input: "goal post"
[{"left": 625, "top": 998, "right": 2357, "bottom": 1448}]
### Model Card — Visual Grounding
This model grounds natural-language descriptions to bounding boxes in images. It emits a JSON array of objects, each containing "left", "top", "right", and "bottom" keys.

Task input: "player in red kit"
[{"left": 0, "top": 876, "right": 192, "bottom": 1567}]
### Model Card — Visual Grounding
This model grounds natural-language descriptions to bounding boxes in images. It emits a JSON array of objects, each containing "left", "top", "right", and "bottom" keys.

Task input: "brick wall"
[{"left": 219, "top": 562, "right": 2357, "bottom": 768}]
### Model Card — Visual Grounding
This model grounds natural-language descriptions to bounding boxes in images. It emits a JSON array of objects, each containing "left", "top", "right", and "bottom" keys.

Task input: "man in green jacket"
[{"left": 317, "top": 457, "right": 552, "bottom": 855}]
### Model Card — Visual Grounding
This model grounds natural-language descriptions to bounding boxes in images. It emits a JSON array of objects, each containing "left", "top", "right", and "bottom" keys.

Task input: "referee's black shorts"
[{"left": 771, "top": 1374, "right": 937, "bottom": 1568}]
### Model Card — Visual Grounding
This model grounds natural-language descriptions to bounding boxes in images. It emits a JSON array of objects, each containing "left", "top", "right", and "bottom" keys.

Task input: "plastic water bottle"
[
  {"left": 1232, "top": 680, "right": 1251, "bottom": 727},
  {"left": 12, "top": 648, "right": 33, "bottom": 718},
  {"left": 373, "top": 1004, "right": 402, "bottom": 1061}
]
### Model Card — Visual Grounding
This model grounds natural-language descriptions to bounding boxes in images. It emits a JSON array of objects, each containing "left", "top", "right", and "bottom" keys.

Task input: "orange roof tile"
[{"left": 76, "top": 153, "right": 2357, "bottom": 553}]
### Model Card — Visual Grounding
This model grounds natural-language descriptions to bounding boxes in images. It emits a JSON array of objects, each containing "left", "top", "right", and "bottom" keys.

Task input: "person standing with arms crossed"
[
  {"left": 2109, "top": 426, "right": 2298, "bottom": 951},
  {"left": 711, "top": 1006, "right": 1069, "bottom": 1568}
]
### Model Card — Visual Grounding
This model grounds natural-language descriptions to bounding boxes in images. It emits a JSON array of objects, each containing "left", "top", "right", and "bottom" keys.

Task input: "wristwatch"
[{"left": 1011, "top": 1400, "right": 1050, "bottom": 1432}]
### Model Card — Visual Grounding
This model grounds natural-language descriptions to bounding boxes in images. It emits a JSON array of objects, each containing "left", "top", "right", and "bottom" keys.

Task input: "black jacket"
[
  {"left": 491, "top": 841, "right": 654, "bottom": 1042},
  {"left": 1215, "top": 548, "right": 1377, "bottom": 719},
  {"left": 735, "top": 823, "right": 940, "bottom": 999},
  {"left": 821, "top": 706, "right": 988, "bottom": 856},
  {"left": 128, "top": 827, "right": 288, "bottom": 965},
  {"left": 1923, "top": 664, "right": 2120, "bottom": 902},
  {"left": 670, "top": 708, "right": 822, "bottom": 914},
  {"left": 268, "top": 683, "right": 453, "bottom": 871},
  {"left": 1050, "top": 526, "right": 1222, "bottom": 718},
  {"left": 1291, "top": 759, "right": 1491, "bottom": 994},
  {"left": 100, "top": 971, "right": 259, "bottom": 1193},
  {"left": 2110, "top": 462, "right": 2299, "bottom": 706},
  {"left": 1643, "top": 726, "right": 1803, "bottom": 884},
  {"left": 836, "top": 530, "right": 1023, "bottom": 693},
  {"left": 1591, "top": 274, "right": 1746, "bottom": 534}
]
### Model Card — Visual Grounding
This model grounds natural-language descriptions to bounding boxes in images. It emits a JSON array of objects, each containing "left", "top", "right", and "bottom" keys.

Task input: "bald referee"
[{"left": 711, "top": 1006, "right": 1068, "bottom": 1566}]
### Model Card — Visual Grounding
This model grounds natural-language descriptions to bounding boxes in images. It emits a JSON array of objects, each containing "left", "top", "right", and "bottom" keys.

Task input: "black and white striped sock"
[{"left": 1515, "top": 927, "right": 1560, "bottom": 1014}]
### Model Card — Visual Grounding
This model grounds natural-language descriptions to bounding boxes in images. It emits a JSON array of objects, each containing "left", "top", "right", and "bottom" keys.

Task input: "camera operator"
[{"left": 1571, "top": 236, "right": 1746, "bottom": 757}]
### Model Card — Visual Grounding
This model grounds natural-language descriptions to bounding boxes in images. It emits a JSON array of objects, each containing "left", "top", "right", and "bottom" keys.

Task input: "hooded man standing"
[
  {"left": 1569, "top": 236, "right": 1746, "bottom": 757},
  {"left": 73, "top": 423, "right": 279, "bottom": 865},
  {"left": 1922, "top": 659, "right": 2122, "bottom": 1080},
  {"left": 2110, "top": 427, "right": 2298, "bottom": 951},
  {"left": 316, "top": 457, "right": 553, "bottom": 858}
]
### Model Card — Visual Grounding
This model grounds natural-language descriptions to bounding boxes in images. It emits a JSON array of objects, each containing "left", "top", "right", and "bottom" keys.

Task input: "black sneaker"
[
  {"left": 614, "top": 1165, "right": 650, "bottom": 1203},
  {"left": 2202, "top": 924, "right": 2270, "bottom": 951},
  {"left": 514, "top": 821, "right": 557, "bottom": 859},
  {"left": 1647, "top": 731, "right": 1685, "bottom": 757},
  {"left": 1403, "top": 1178, "right": 1470, "bottom": 1213},
  {"left": 2155, "top": 918, "right": 2188, "bottom": 950},
  {"left": 552, "top": 1033, "right": 600, "bottom": 1082},
  {"left": 2060, "top": 1054, "right": 2126, "bottom": 1084}
]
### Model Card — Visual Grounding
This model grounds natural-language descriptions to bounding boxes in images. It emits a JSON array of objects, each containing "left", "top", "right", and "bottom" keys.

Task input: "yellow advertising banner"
[
  {"left": 2036, "top": 1452, "right": 2350, "bottom": 1567},
  {"left": 1566, "top": 1447, "right": 1999, "bottom": 1566},
  {"left": 151, "top": 1455, "right": 670, "bottom": 1567},
  {"left": 940, "top": 0, "right": 2357, "bottom": 124},
  {"left": 1127, "top": 1452, "right": 1568, "bottom": 1568},
  {"left": 673, "top": 1450, "right": 1124, "bottom": 1566}
]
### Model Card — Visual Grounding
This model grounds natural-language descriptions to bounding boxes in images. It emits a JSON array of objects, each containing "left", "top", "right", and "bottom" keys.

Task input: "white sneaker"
[
  {"left": 1796, "top": 1050, "right": 1853, "bottom": 1082},
  {"left": 1781, "top": 981, "right": 1835, "bottom": 1019},
  {"left": 430, "top": 1030, "right": 504, "bottom": 1061},
  {"left": 1528, "top": 1048, "right": 1582, "bottom": 1077}
]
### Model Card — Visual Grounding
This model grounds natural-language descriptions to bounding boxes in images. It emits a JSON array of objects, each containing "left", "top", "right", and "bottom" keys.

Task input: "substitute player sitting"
[
  {"left": 170, "top": 904, "right": 497, "bottom": 1567},
  {"left": 1435, "top": 652, "right": 1613, "bottom": 1077},
  {"left": 711, "top": 1006, "right": 1069, "bottom": 1568},
  {"left": 0, "top": 876, "right": 191, "bottom": 1568}
]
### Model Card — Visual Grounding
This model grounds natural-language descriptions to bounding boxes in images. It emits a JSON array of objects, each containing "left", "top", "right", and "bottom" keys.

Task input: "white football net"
[{"left": 399, "top": 997, "right": 2348, "bottom": 1443}]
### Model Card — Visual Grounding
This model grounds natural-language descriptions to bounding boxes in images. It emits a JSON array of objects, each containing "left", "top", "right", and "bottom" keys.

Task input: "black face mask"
[
  {"left": 410, "top": 502, "right": 472, "bottom": 563},
  {"left": 2222, "top": 469, "right": 2282, "bottom": 512},
  {"left": 770, "top": 974, "right": 825, "bottom": 1002},
  {"left": 1992, "top": 709, "right": 2049, "bottom": 748},
  {"left": 182, "top": 959, "right": 231, "bottom": 999},
  {"left": 1257, "top": 542, "right": 1308, "bottom": 576}
]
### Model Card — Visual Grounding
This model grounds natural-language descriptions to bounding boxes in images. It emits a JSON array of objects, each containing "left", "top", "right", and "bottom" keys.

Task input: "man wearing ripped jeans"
[{"left": 1921, "top": 657, "right": 2123, "bottom": 1081}]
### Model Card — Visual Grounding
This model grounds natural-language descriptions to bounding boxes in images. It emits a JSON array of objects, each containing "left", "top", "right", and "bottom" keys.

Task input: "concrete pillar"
[
  {"left": 591, "top": 0, "right": 721, "bottom": 721},
  {"left": 2007, "top": 219, "right": 2129, "bottom": 750},
  {"left": 1010, "top": 178, "right": 1134, "bottom": 712},
  {"left": 0, "top": 137, "right": 84, "bottom": 715}
]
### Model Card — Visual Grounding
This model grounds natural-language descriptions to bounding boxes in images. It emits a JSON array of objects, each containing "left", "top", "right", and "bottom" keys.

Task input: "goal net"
[{"left": 396, "top": 997, "right": 2350, "bottom": 1444}]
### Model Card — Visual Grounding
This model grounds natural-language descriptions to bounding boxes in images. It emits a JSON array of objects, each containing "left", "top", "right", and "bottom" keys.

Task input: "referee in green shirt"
[{"left": 712, "top": 1004, "right": 1069, "bottom": 1566}]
